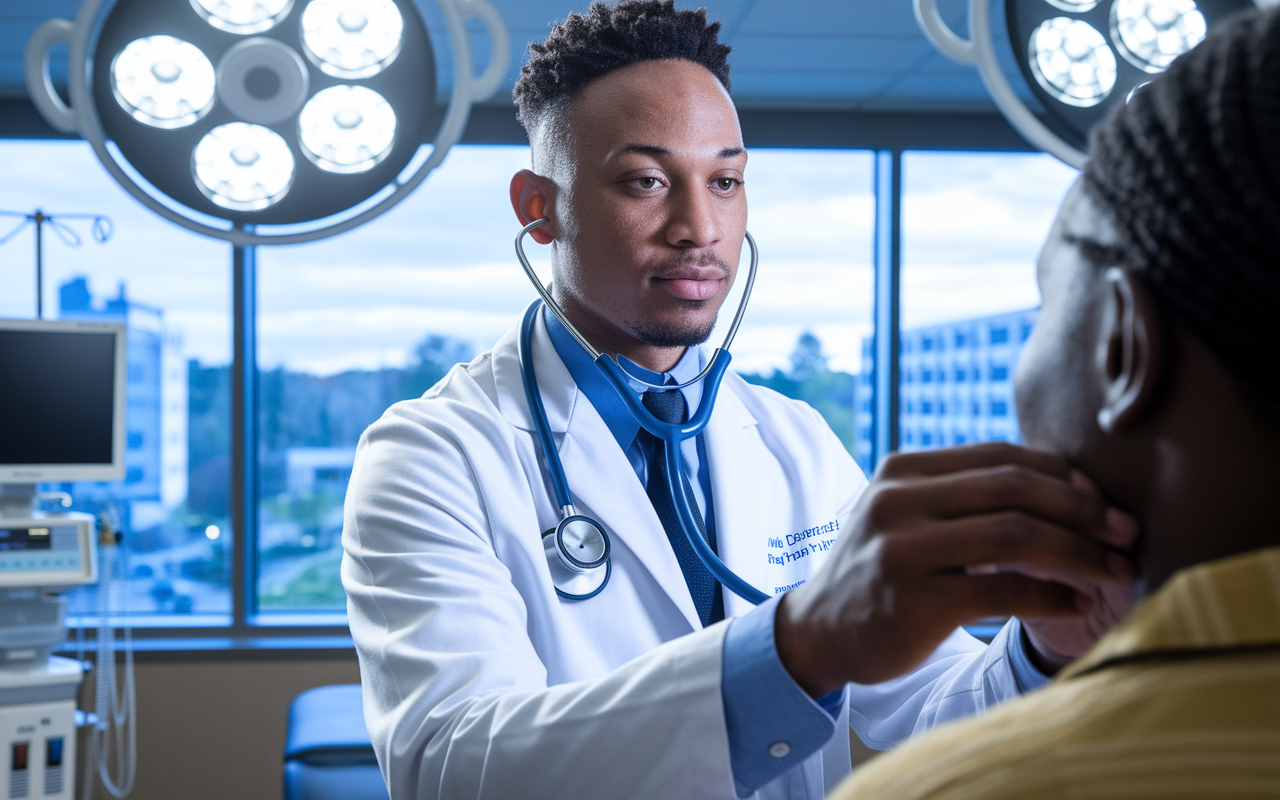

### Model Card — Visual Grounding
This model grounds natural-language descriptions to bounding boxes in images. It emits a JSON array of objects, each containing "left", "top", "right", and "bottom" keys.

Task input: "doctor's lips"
[{"left": 650, "top": 264, "right": 729, "bottom": 301}]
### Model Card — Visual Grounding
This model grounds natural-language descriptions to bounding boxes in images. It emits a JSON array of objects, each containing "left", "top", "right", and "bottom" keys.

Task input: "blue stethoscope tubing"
[{"left": 515, "top": 218, "right": 770, "bottom": 606}]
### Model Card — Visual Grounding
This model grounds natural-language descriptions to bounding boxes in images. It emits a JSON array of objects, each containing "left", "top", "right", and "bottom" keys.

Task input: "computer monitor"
[{"left": 0, "top": 318, "right": 127, "bottom": 484}]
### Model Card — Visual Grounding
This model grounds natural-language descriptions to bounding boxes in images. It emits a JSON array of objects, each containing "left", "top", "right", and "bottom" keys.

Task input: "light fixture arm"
[
  {"left": 23, "top": 18, "right": 77, "bottom": 134},
  {"left": 912, "top": 0, "right": 977, "bottom": 64},
  {"left": 913, "top": 0, "right": 1088, "bottom": 169},
  {"left": 23, "top": 0, "right": 512, "bottom": 246}
]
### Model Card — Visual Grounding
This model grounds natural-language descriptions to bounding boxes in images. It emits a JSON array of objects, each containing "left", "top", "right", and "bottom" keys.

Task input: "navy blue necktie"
[{"left": 638, "top": 389, "right": 724, "bottom": 627}]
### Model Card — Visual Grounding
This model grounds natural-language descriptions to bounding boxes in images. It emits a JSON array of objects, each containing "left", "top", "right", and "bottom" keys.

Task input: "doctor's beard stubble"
[{"left": 631, "top": 252, "right": 735, "bottom": 348}]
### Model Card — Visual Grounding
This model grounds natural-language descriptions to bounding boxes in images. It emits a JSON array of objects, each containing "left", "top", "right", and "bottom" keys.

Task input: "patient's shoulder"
[{"left": 831, "top": 652, "right": 1280, "bottom": 800}]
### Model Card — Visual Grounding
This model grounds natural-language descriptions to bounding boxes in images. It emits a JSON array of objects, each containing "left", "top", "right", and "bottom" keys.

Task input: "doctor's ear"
[
  {"left": 1095, "top": 268, "right": 1165, "bottom": 434},
  {"left": 510, "top": 170, "right": 557, "bottom": 245}
]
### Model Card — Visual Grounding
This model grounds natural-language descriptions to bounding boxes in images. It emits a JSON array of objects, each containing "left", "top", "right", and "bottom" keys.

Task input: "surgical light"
[
  {"left": 110, "top": 35, "right": 216, "bottom": 129},
  {"left": 191, "top": 0, "right": 294, "bottom": 34},
  {"left": 914, "top": 0, "right": 1257, "bottom": 168},
  {"left": 1029, "top": 18, "right": 1117, "bottom": 107},
  {"left": 301, "top": 0, "right": 404, "bottom": 79},
  {"left": 1112, "top": 0, "right": 1207, "bottom": 72},
  {"left": 193, "top": 122, "right": 296, "bottom": 211},
  {"left": 299, "top": 85, "right": 396, "bottom": 174},
  {"left": 25, "top": 0, "right": 510, "bottom": 246}
]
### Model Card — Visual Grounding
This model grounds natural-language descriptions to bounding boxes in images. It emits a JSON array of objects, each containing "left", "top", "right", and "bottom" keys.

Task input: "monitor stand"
[{"left": 0, "top": 484, "right": 36, "bottom": 520}]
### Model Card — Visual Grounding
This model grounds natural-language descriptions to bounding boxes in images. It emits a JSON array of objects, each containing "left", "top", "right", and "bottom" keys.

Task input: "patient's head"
[{"left": 1015, "top": 8, "right": 1280, "bottom": 592}]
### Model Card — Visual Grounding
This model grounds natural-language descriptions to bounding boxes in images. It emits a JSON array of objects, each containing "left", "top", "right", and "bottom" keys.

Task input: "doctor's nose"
[{"left": 665, "top": 185, "right": 723, "bottom": 249}]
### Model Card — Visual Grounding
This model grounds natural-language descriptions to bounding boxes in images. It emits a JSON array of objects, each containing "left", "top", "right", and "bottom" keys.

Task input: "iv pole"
[{"left": 0, "top": 209, "right": 113, "bottom": 318}]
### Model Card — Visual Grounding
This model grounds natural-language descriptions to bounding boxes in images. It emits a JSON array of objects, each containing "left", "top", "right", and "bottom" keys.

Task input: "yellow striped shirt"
[{"left": 828, "top": 547, "right": 1280, "bottom": 800}]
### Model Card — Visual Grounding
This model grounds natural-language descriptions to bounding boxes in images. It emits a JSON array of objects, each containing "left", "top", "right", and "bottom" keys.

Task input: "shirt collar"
[
  {"left": 1060, "top": 546, "right": 1280, "bottom": 681},
  {"left": 543, "top": 304, "right": 706, "bottom": 451}
]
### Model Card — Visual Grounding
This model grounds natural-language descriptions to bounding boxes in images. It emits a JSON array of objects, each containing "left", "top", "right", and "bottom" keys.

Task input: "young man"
[
  {"left": 829, "top": 9, "right": 1280, "bottom": 799},
  {"left": 342, "top": 3, "right": 1138, "bottom": 798}
]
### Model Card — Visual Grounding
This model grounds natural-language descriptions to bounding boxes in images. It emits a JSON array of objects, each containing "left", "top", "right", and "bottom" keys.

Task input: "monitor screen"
[{"left": 0, "top": 320, "right": 126, "bottom": 483}]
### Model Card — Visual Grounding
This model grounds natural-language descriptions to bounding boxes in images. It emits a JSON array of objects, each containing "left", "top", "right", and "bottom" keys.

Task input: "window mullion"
[
  {"left": 872, "top": 149, "right": 902, "bottom": 467},
  {"left": 230, "top": 239, "right": 259, "bottom": 630}
]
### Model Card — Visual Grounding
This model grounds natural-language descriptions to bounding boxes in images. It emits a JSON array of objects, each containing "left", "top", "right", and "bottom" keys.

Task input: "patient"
[{"left": 830, "top": 8, "right": 1280, "bottom": 799}]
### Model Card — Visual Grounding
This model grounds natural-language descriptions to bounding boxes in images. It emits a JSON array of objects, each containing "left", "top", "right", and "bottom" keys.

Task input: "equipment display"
[
  {"left": 913, "top": 0, "right": 1258, "bottom": 167},
  {"left": 514, "top": 219, "right": 769, "bottom": 604},
  {"left": 0, "top": 319, "right": 126, "bottom": 485}
]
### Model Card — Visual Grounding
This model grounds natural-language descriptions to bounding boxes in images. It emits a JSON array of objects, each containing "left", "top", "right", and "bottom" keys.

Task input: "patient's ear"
[{"left": 1096, "top": 268, "right": 1164, "bottom": 434}]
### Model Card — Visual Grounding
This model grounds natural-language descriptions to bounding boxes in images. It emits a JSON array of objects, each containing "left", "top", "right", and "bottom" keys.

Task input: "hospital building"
[{"left": 855, "top": 308, "right": 1039, "bottom": 468}]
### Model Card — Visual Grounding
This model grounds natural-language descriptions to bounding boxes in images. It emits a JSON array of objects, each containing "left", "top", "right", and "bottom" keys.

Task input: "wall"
[
  {"left": 75, "top": 649, "right": 883, "bottom": 800},
  {"left": 80, "top": 651, "right": 360, "bottom": 800}
]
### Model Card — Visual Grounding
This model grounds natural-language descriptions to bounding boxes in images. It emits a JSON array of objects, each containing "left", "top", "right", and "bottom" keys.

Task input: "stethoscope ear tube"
[
  {"left": 515, "top": 224, "right": 774, "bottom": 608},
  {"left": 515, "top": 218, "right": 760, "bottom": 392},
  {"left": 518, "top": 300, "right": 575, "bottom": 511}
]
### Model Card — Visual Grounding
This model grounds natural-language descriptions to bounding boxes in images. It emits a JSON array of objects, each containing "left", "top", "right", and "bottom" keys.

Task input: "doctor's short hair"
[
  {"left": 513, "top": 0, "right": 732, "bottom": 168},
  {"left": 1080, "top": 7, "right": 1280, "bottom": 424}
]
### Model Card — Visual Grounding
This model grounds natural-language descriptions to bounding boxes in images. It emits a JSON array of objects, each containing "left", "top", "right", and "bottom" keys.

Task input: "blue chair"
[{"left": 284, "top": 684, "right": 389, "bottom": 800}]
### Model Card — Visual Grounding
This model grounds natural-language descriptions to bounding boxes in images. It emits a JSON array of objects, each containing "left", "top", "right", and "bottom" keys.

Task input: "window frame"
[{"left": 0, "top": 105, "right": 1036, "bottom": 647}]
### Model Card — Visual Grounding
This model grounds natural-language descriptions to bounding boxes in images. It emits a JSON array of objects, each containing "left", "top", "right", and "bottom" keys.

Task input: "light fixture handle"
[
  {"left": 913, "top": 0, "right": 976, "bottom": 64},
  {"left": 23, "top": 18, "right": 79, "bottom": 134},
  {"left": 460, "top": 0, "right": 511, "bottom": 102}
]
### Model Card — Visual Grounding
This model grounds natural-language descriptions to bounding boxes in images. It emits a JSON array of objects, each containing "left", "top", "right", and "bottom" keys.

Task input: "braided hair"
[
  {"left": 1082, "top": 8, "right": 1280, "bottom": 423},
  {"left": 513, "top": 1, "right": 732, "bottom": 145}
]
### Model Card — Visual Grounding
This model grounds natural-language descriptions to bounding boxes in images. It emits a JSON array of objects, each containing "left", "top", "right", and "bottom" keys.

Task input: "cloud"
[{"left": 1, "top": 141, "right": 1076, "bottom": 378}]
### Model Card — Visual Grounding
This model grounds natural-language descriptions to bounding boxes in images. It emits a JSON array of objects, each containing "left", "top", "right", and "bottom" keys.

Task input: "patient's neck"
[{"left": 1096, "top": 338, "right": 1280, "bottom": 595}]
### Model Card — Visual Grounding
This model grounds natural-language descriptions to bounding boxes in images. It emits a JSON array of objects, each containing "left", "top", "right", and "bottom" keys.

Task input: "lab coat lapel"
[
  {"left": 490, "top": 314, "right": 702, "bottom": 631},
  {"left": 557, "top": 408, "right": 703, "bottom": 631},
  {"left": 701, "top": 377, "right": 773, "bottom": 620}
]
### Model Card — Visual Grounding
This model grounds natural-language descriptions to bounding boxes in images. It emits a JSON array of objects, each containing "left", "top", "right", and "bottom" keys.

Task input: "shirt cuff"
[
  {"left": 1006, "top": 617, "right": 1052, "bottom": 694},
  {"left": 722, "top": 595, "right": 843, "bottom": 798}
]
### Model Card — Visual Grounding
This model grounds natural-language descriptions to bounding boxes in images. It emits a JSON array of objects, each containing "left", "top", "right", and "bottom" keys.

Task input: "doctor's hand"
[
  {"left": 772, "top": 442, "right": 1139, "bottom": 697},
  {"left": 1014, "top": 469, "right": 1139, "bottom": 673}
]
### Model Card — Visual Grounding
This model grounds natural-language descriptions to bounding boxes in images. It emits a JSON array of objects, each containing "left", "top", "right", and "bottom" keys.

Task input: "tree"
[
  {"left": 740, "top": 332, "right": 857, "bottom": 455},
  {"left": 398, "top": 334, "right": 475, "bottom": 401}
]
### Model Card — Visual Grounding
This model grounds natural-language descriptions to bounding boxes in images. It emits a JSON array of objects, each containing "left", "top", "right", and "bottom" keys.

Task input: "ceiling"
[{"left": 0, "top": 0, "right": 993, "bottom": 115}]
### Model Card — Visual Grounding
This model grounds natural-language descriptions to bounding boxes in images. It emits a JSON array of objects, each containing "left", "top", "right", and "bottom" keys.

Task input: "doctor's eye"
[
  {"left": 631, "top": 176, "right": 662, "bottom": 190},
  {"left": 712, "top": 177, "right": 742, "bottom": 192}
]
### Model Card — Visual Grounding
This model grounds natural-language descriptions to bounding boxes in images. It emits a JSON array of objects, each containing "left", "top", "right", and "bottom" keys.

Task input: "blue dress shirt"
[{"left": 542, "top": 308, "right": 1049, "bottom": 797}]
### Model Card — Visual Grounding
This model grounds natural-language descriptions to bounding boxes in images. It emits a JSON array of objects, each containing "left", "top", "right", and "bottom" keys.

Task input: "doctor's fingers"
[
  {"left": 865, "top": 464, "right": 1121, "bottom": 547},
  {"left": 879, "top": 512, "right": 1135, "bottom": 585},
  {"left": 875, "top": 442, "right": 1071, "bottom": 482},
  {"left": 922, "top": 572, "right": 1090, "bottom": 623}
]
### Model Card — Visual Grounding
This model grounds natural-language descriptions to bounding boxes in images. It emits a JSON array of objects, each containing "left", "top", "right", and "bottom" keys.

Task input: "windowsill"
[
  {"left": 55, "top": 633, "right": 355, "bottom": 661},
  {"left": 60, "top": 611, "right": 355, "bottom": 660}
]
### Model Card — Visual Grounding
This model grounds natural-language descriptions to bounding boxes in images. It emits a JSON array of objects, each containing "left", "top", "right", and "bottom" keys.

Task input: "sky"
[{"left": 0, "top": 140, "right": 1077, "bottom": 377}]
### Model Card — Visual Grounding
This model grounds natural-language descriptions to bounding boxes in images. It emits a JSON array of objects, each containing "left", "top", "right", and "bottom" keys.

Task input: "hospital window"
[
  {"left": 254, "top": 146, "right": 875, "bottom": 617},
  {"left": 0, "top": 139, "right": 233, "bottom": 626},
  {"left": 895, "top": 151, "right": 1078, "bottom": 455},
  {"left": 2, "top": 137, "right": 1085, "bottom": 639}
]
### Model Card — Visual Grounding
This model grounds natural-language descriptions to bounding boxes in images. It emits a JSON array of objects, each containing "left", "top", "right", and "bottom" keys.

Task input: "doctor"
[{"left": 341, "top": 2, "right": 1139, "bottom": 799}]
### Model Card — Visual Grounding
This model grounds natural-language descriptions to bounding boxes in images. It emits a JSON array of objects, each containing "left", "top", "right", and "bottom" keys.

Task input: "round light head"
[
  {"left": 1111, "top": 0, "right": 1206, "bottom": 73},
  {"left": 298, "top": 85, "right": 397, "bottom": 174},
  {"left": 300, "top": 0, "right": 404, "bottom": 78},
  {"left": 1044, "top": 0, "right": 1099, "bottom": 11},
  {"left": 1028, "top": 17, "right": 1118, "bottom": 108},
  {"left": 192, "top": 122, "right": 296, "bottom": 211},
  {"left": 190, "top": 0, "right": 294, "bottom": 34},
  {"left": 110, "top": 35, "right": 216, "bottom": 129}
]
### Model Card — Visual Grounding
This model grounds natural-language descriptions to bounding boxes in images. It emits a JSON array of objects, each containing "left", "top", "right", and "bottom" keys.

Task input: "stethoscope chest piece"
[{"left": 543, "top": 515, "right": 611, "bottom": 600}]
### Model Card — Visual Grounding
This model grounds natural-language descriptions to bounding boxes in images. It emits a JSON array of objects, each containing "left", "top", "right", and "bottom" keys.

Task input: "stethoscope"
[{"left": 515, "top": 218, "right": 771, "bottom": 605}]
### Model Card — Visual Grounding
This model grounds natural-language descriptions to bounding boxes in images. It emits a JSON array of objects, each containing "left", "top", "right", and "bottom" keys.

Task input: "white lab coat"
[{"left": 343, "top": 313, "right": 1031, "bottom": 800}]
